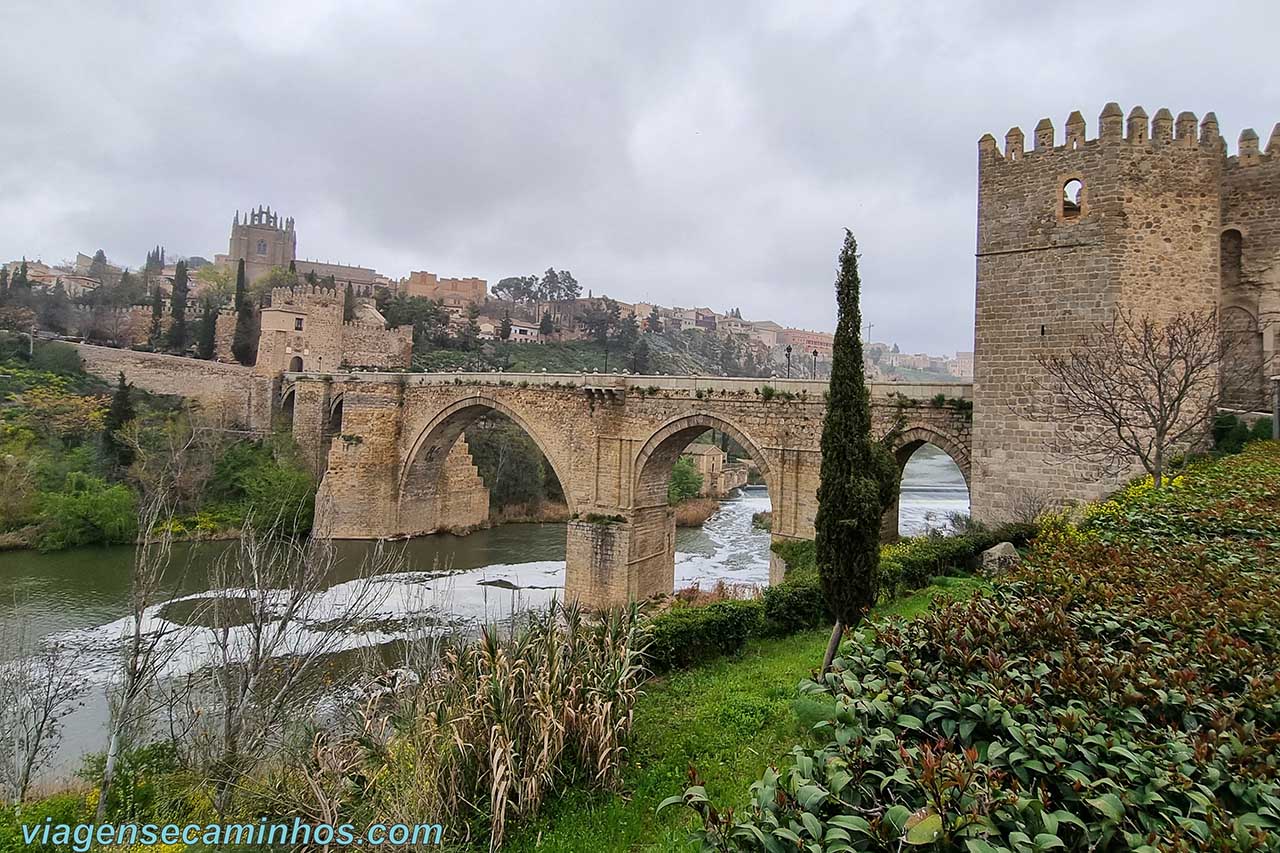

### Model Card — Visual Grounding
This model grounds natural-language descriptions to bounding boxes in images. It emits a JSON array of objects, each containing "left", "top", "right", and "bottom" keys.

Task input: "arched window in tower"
[
  {"left": 1062, "top": 179, "right": 1083, "bottom": 219},
  {"left": 256, "top": 239, "right": 268, "bottom": 255}
]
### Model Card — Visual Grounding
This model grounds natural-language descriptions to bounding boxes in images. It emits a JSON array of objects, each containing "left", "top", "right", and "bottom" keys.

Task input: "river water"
[{"left": 0, "top": 445, "right": 967, "bottom": 781}]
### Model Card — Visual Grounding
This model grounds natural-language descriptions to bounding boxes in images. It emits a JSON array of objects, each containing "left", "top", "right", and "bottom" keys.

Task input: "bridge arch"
[
  {"left": 632, "top": 412, "right": 773, "bottom": 508},
  {"left": 891, "top": 425, "right": 971, "bottom": 488},
  {"left": 886, "top": 424, "right": 972, "bottom": 539},
  {"left": 278, "top": 383, "right": 297, "bottom": 430},
  {"left": 328, "top": 392, "right": 344, "bottom": 432},
  {"left": 399, "top": 394, "right": 575, "bottom": 503},
  {"left": 611, "top": 411, "right": 777, "bottom": 598}
]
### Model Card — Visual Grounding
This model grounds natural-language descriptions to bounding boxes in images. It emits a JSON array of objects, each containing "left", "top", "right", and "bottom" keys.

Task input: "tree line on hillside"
[
  {"left": 491, "top": 268, "right": 581, "bottom": 304},
  {"left": 0, "top": 252, "right": 264, "bottom": 365}
]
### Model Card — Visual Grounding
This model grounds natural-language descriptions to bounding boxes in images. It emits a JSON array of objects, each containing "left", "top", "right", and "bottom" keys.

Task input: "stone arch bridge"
[{"left": 284, "top": 371, "right": 972, "bottom": 608}]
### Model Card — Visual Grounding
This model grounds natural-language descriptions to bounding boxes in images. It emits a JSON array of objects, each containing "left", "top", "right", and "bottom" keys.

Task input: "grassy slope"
[{"left": 500, "top": 576, "right": 987, "bottom": 853}]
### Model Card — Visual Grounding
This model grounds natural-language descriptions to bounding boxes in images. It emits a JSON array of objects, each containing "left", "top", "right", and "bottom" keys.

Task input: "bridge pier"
[
  {"left": 289, "top": 376, "right": 333, "bottom": 477},
  {"left": 313, "top": 380, "right": 405, "bottom": 538},
  {"left": 564, "top": 503, "right": 676, "bottom": 609}
]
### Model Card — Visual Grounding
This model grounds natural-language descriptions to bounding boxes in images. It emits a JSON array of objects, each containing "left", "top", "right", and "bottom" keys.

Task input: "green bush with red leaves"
[{"left": 663, "top": 442, "right": 1280, "bottom": 851}]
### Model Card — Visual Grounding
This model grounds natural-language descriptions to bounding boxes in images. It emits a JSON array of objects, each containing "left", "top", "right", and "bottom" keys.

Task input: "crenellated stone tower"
[
  {"left": 226, "top": 205, "right": 297, "bottom": 284},
  {"left": 255, "top": 284, "right": 413, "bottom": 375},
  {"left": 971, "top": 103, "right": 1280, "bottom": 522}
]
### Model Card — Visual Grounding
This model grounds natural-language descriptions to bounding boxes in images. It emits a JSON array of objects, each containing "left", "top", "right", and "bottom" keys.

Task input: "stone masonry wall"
[
  {"left": 339, "top": 321, "right": 412, "bottom": 370},
  {"left": 75, "top": 343, "right": 276, "bottom": 430},
  {"left": 972, "top": 104, "right": 1233, "bottom": 523}
]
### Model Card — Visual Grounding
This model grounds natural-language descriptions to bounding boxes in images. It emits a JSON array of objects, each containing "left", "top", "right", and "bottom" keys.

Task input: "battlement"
[
  {"left": 234, "top": 205, "right": 294, "bottom": 231},
  {"left": 266, "top": 283, "right": 344, "bottom": 308},
  {"left": 342, "top": 319, "right": 405, "bottom": 333},
  {"left": 979, "top": 103, "right": 1280, "bottom": 164}
]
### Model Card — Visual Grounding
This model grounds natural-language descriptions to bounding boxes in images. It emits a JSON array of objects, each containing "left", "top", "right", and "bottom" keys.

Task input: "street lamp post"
[
  {"left": 785, "top": 345, "right": 792, "bottom": 379},
  {"left": 812, "top": 348, "right": 818, "bottom": 379},
  {"left": 1272, "top": 375, "right": 1280, "bottom": 440}
]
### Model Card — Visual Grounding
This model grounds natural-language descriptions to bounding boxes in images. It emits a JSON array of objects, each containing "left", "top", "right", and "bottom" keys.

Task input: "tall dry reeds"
[{"left": 253, "top": 600, "right": 648, "bottom": 851}]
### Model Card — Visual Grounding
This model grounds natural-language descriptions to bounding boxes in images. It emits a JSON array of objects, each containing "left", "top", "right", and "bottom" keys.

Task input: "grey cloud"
[{"left": 2, "top": 0, "right": 1278, "bottom": 353}]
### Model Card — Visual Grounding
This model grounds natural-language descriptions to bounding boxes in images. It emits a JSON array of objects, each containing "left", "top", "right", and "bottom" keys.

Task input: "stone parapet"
[{"left": 74, "top": 343, "right": 275, "bottom": 431}]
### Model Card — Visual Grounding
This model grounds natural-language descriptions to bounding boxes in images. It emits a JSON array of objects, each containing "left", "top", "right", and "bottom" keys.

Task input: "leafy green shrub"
[
  {"left": 29, "top": 341, "right": 82, "bottom": 376},
  {"left": 242, "top": 464, "right": 314, "bottom": 533},
  {"left": 667, "top": 455, "right": 704, "bottom": 505},
  {"left": 1214, "top": 413, "right": 1273, "bottom": 454},
  {"left": 773, "top": 524, "right": 1036, "bottom": 605},
  {"left": 77, "top": 742, "right": 183, "bottom": 822},
  {"left": 0, "top": 792, "right": 90, "bottom": 853},
  {"left": 205, "top": 437, "right": 315, "bottom": 533},
  {"left": 667, "top": 442, "right": 1280, "bottom": 851},
  {"left": 0, "top": 331, "right": 32, "bottom": 363},
  {"left": 770, "top": 538, "right": 815, "bottom": 575},
  {"left": 646, "top": 599, "right": 763, "bottom": 672},
  {"left": 879, "top": 522, "right": 1037, "bottom": 596},
  {"left": 35, "top": 472, "right": 137, "bottom": 551},
  {"left": 760, "top": 576, "right": 826, "bottom": 636}
]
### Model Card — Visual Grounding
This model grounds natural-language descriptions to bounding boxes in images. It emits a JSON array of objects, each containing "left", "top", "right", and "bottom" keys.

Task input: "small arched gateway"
[{"left": 288, "top": 355, "right": 304, "bottom": 373}]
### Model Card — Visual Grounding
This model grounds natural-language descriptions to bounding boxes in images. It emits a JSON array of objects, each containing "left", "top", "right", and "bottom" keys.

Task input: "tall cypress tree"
[
  {"left": 814, "top": 230, "right": 899, "bottom": 672},
  {"left": 103, "top": 372, "right": 136, "bottom": 468},
  {"left": 231, "top": 259, "right": 255, "bottom": 366},
  {"left": 148, "top": 287, "right": 163, "bottom": 348},
  {"left": 197, "top": 299, "right": 218, "bottom": 359},
  {"left": 167, "top": 260, "right": 189, "bottom": 351},
  {"left": 343, "top": 282, "right": 355, "bottom": 322},
  {"left": 233, "top": 257, "right": 246, "bottom": 311}
]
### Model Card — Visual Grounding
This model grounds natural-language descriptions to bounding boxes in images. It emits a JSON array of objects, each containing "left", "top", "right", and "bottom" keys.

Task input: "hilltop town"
[{"left": 1, "top": 206, "right": 972, "bottom": 383}]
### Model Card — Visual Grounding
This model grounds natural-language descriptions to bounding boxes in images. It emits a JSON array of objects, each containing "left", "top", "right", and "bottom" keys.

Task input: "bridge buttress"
[
  {"left": 313, "top": 380, "right": 407, "bottom": 539},
  {"left": 289, "top": 377, "right": 332, "bottom": 478}
]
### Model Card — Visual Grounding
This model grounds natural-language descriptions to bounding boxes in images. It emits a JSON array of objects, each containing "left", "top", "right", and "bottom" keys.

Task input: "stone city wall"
[{"left": 74, "top": 342, "right": 276, "bottom": 430}]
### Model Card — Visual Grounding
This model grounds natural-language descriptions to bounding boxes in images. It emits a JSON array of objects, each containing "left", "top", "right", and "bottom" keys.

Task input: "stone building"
[
  {"left": 214, "top": 206, "right": 297, "bottom": 285},
  {"left": 972, "top": 103, "right": 1280, "bottom": 522},
  {"left": 254, "top": 284, "right": 412, "bottom": 374},
  {"left": 778, "top": 327, "right": 835, "bottom": 359},
  {"left": 294, "top": 259, "right": 393, "bottom": 295},
  {"left": 948, "top": 351, "right": 974, "bottom": 379},
  {"left": 401, "top": 271, "right": 487, "bottom": 308},
  {"left": 747, "top": 320, "right": 783, "bottom": 348},
  {"left": 681, "top": 443, "right": 750, "bottom": 497}
]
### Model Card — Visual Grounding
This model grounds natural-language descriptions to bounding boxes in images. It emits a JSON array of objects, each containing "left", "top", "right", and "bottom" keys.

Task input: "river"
[{"left": 0, "top": 444, "right": 967, "bottom": 781}]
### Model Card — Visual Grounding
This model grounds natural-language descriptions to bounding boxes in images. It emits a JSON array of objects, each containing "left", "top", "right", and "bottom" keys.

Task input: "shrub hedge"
[
  {"left": 1213, "top": 412, "right": 1274, "bottom": 455},
  {"left": 645, "top": 521, "right": 1036, "bottom": 672},
  {"left": 646, "top": 599, "right": 764, "bottom": 672}
]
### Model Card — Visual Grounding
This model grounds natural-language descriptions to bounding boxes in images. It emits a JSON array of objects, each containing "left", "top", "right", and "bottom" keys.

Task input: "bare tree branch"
[{"left": 1022, "top": 307, "right": 1228, "bottom": 488}]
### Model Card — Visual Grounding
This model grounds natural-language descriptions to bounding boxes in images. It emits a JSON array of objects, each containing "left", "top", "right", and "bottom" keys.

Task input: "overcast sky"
[{"left": 3, "top": 1, "right": 1278, "bottom": 353}]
